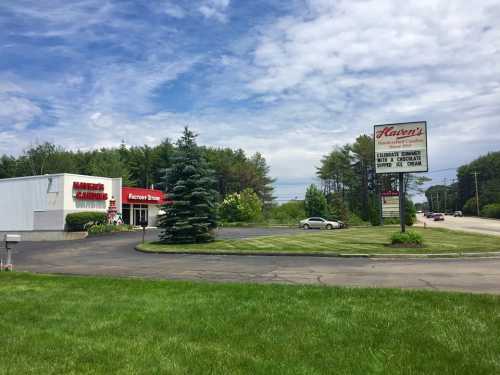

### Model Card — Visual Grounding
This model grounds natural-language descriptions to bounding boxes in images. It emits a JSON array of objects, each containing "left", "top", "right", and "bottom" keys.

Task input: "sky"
[{"left": 1, "top": 0, "right": 499, "bottom": 202}]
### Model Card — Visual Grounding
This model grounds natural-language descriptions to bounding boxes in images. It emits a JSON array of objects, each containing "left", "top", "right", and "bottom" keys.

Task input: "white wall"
[
  {"left": 0, "top": 175, "right": 63, "bottom": 231},
  {"left": 148, "top": 205, "right": 160, "bottom": 227},
  {"left": 0, "top": 174, "right": 122, "bottom": 231}
]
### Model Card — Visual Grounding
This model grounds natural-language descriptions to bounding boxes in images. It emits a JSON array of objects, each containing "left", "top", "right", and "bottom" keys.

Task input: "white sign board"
[
  {"left": 374, "top": 121, "right": 428, "bottom": 174},
  {"left": 381, "top": 192, "right": 400, "bottom": 218}
]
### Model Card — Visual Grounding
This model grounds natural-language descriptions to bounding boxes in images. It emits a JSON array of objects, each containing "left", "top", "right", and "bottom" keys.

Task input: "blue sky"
[{"left": 1, "top": 0, "right": 500, "bottom": 202}]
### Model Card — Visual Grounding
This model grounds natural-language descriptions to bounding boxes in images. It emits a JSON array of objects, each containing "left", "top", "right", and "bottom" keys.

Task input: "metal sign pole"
[{"left": 399, "top": 172, "right": 406, "bottom": 233}]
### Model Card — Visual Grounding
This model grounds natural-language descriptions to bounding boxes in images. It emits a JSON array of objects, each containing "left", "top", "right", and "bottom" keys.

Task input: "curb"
[{"left": 134, "top": 246, "right": 500, "bottom": 259}]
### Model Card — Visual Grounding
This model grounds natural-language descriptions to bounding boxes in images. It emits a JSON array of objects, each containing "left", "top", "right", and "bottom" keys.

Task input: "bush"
[
  {"left": 267, "top": 200, "right": 306, "bottom": 224},
  {"left": 390, "top": 231, "right": 424, "bottom": 246},
  {"left": 481, "top": 203, "right": 500, "bottom": 219},
  {"left": 88, "top": 224, "right": 133, "bottom": 235},
  {"left": 346, "top": 213, "right": 369, "bottom": 226},
  {"left": 66, "top": 212, "right": 107, "bottom": 232},
  {"left": 220, "top": 188, "right": 263, "bottom": 222}
]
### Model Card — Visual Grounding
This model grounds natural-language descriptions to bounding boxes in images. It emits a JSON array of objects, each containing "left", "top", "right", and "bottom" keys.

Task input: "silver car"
[{"left": 299, "top": 217, "right": 342, "bottom": 230}]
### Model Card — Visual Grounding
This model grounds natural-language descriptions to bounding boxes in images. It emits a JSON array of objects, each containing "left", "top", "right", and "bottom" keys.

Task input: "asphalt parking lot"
[{"left": 5, "top": 227, "right": 500, "bottom": 294}]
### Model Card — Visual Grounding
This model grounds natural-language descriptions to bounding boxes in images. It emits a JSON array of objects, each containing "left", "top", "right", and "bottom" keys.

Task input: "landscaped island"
[{"left": 137, "top": 227, "right": 500, "bottom": 255}]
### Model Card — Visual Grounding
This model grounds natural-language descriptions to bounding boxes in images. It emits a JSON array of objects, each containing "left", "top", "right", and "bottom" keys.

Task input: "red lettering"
[{"left": 376, "top": 126, "right": 423, "bottom": 140}]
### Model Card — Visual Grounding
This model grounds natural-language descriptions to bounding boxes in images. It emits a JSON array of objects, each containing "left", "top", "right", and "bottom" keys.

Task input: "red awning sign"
[{"left": 122, "top": 187, "right": 165, "bottom": 205}]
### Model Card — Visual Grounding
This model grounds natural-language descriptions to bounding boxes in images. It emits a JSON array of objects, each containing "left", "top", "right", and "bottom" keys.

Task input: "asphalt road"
[
  {"left": 5, "top": 228, "right": 500, "bottom": 294},
  {"left": 417, "top": 213, "right": 500, "bottom": 236}
]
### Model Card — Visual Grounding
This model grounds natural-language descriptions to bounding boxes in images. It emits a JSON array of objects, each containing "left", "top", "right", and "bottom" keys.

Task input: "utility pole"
[
  {"left": 473, "top": 171, "right": 480, "bottom": 217},
  {"left": 451, "top": 178, "right": 457, "bottom": 210},
  {"left": 443, "top": 178, "right": 447, "bottom": 214}
]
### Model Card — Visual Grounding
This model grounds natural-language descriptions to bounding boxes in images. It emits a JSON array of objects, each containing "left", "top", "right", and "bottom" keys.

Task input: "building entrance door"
[{"left": 133, "top": 205, "right": 148, "bottom": 226}]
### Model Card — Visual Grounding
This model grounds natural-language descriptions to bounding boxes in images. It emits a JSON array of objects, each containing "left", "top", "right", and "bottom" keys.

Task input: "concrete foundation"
[{"left": 0, "top": 231, "right": 88, "bottom": 242}]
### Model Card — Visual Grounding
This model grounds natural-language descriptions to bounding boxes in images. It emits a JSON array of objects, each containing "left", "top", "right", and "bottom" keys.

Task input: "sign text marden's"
[{"left": 374, "top": 121, "right": 428, "bottom": 174}]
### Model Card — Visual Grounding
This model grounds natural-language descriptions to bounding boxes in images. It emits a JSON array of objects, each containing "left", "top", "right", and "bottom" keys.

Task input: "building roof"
[{"left": 0, "top": 173, "right": 122, "bottom": 183}]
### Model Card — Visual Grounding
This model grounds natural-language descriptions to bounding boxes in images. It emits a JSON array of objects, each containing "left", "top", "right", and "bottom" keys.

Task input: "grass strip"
[
  {"left": 1, "top": 272, "right": 500, "bottom": 374},
  {"left": 138, "top": 227, "right": 500, "bottom": 254}
]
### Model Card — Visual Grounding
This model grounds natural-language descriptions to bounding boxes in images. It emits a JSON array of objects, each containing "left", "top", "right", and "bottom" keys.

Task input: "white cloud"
[
  {"left": 163, "top": 2, "right": 186, "bottom": 18},
  {"left": 1, "top": 0, "right": 500, "bottom": 201},
  {"left": 0, "top": 93, "right": 41, "bottom": 130},
  {"left": 198, "top": 0, "right": 231, "bottom": 22}
]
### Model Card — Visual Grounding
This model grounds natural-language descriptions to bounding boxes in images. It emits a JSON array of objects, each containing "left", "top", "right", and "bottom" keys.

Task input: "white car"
[{"left": 299, "top": 217, "right": 342, "bottom": 230}]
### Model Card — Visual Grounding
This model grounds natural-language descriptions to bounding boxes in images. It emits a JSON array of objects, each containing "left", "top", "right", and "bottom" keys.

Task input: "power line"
[{"left": 424, "top": 167, "right": 458, "bottom": 174}]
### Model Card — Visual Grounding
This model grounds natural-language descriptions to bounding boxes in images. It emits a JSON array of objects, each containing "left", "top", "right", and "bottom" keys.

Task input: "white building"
[{"left": 0, "top": 174, "right": 122, "bottom": 239}]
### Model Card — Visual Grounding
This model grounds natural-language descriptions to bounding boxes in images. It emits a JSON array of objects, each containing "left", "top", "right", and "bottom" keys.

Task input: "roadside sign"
[
  {"left": 381, "top": 191, "right": 400, "bottom": 218},
  {"left": 374, "top": 121, "right": 428, "bottom": 174}
]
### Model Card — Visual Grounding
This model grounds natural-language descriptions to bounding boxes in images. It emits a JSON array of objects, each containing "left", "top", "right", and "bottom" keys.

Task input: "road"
[
  {"left": 417, "top": 213, "right": 500, "bottom": 236},
  {"left": 6, "top": 228, "right": 500, "bottom": 294}
]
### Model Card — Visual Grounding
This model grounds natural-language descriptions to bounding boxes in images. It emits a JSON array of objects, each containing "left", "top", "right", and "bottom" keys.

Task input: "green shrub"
[
  {"left": 347, "top": 213, "right": 369, "bottom": 226},
  {"left": 481, "top": 203, "right": 500, "bottom": 219},
  {"left": 383, "top": 217, "right": 400, "bottom": 225},
  {"left": 66, "top": 212, "right": 107, "bottom": 232},
  {"left": 390, "top": 231, "right": 424, "bottom": 246},
  {"left": 88, "top": 224, "right": 133, "bottom": 235},
  {"left": 220, "top": 188, "right": 263, "bottom": 222},
  {"left": 266, "top": 200, "right": 306, "bottom": 224}
]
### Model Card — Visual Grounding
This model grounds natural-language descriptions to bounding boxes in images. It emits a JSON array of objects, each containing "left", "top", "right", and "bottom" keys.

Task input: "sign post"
[
  {"left": 374, "top": 121, "right": 428, "bottom": 233},
  {"left": 399, "top": 172, "right": 405, "bottom": 233}
]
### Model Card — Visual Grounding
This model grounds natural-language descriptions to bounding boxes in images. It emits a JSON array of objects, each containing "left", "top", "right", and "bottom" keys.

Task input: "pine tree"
[{"left": 158, "top": 127, "right": 218, "bottom": 243}]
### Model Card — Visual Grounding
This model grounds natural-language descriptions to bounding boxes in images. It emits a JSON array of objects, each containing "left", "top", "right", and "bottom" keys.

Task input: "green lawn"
[
  {"left": 1, "top": 273, "right": 500, "bottom": 374},
  {"left": 138, "top": 227, "right": 500, "bottom": 254}
]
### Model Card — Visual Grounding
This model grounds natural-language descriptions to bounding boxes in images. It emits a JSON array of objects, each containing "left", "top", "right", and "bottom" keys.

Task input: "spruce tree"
[{"left": 159, "top": 127, "right": 218, "bottom": 243}]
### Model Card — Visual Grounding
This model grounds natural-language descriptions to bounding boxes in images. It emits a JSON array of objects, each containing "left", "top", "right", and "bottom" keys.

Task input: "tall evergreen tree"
[{"left": 159, "top": 128, "right": 218, "bottom": 243}]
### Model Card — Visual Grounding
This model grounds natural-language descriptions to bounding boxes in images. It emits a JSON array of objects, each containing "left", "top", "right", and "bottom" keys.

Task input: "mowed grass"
[
  {"left": 138, "top": 226, "right": 500, "bottom": 254},
  {"left": 2, "top": 272, "right": 500, "bottom": 374}
]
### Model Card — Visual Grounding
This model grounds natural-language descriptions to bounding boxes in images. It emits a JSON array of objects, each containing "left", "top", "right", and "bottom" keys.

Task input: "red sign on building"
[
  {"left": 73, "top": 181, "right": 108, "bottom": 200},
  {"left": 122, "top": 187, "right": 167, "bottom": 205}
]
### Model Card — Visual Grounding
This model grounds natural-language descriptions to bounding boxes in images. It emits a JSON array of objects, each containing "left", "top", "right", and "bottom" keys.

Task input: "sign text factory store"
[{"left": 0, "top": 174, "right": 166, "bottom": 233}]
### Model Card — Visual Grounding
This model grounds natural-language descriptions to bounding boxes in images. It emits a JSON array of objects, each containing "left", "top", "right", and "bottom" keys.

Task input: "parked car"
[
  {"left": 433, "top": 213, "right": 445, "bottom": 221},
  {"left": 454, "top": 211, "right": 463, "bottom": 217},
  {"left": 425, "top": 212, "right": 434, "bottom": 218},
  {"left": 299, "top": 217, "right": 342, "bottom": 230}
]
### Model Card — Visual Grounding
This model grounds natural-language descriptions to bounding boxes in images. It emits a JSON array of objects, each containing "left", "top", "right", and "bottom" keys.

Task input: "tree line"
[
  {"left": 425, "top": 151, "right": 500, "bottom": 218},
  {"left": 0, "top": 137, "right": 274, "bottom": 204}
]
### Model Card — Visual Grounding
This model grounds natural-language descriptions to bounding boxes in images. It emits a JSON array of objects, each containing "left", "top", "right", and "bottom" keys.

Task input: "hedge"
[
  {"left": 390, "top": 230, "right": 424, "bottom": 246},
  {"left": 66, "top": 212, "right": 108, "bottom": 232}
]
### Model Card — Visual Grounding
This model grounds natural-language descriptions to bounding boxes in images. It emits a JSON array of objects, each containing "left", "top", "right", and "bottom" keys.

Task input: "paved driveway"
[{"left": 6, "top": 228, "right": 500, "bottom": 294}]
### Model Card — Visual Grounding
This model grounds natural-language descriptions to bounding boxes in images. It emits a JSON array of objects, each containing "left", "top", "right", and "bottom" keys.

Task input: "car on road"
[
  {"left": 299, "top": 217, "right": 343, "bottom": 230},
  {"left": 454, "top": 211, "right": 463, "bottom": 217},
  {"left": 425, "top": 212, "right": 434, "bottom": 218},
  {"left": 433, "top": 213, "right": 445, "bottom": 221}
]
